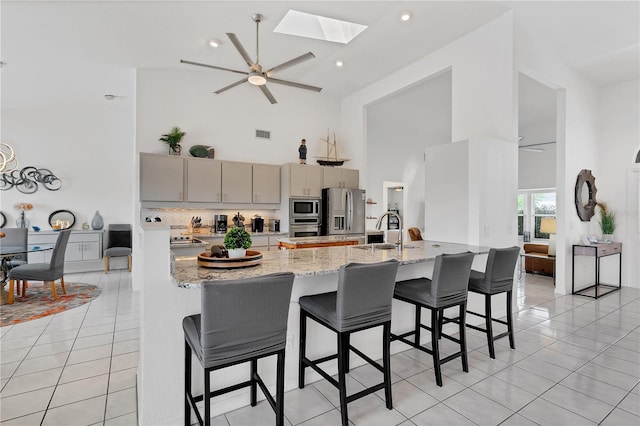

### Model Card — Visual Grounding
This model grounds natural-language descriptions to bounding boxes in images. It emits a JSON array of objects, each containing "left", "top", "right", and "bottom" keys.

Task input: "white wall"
[
  {"left": 136, "top": 69, "right": 342, "bottom": 165},
  {"left": 516, "top": 21, "right": 603, "bottom": 294},
  {"left": 518, "top": 119, "right": 557, "bottom": 189},
  {"left": 596, "top": 79, "right": 640, "bottom": 287},
  {"left": 344, "top": 13, "right": 516, "bottom": 247},
  {"left": 365, "top": 71, "right": 452, "bottom": 232}
]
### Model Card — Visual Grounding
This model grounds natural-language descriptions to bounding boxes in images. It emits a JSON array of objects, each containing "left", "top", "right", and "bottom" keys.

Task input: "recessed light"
[
  {"left": 336, "top": 60, "right": 343, "bottom": 67},
  {"left": 400, "top": 11, "right": 411, "bottom": 22},
  {"left": 209, "top": 39, "right": 220, "bottom": 48}
]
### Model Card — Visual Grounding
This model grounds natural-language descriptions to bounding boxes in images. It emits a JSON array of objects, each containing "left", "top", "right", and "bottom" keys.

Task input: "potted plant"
[
  {"left": 597, "top": 201, "right": 616, "bottom": 240},
  {"left": 224, "top": 226, "right": 252, "bottom": 258},
  {"left": 159, "top": 126, "right": 186, "bottom": 155}
]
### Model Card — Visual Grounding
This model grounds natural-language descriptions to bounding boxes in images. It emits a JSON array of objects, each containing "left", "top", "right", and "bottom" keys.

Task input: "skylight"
[{"left": 274, "top": 10, "right": 367, "bottom": 44}]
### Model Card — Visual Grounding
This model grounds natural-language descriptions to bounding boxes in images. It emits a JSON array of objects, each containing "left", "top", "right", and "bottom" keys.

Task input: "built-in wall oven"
[{"left": 289, "top": 197, "right": 321, "bottom": 237}]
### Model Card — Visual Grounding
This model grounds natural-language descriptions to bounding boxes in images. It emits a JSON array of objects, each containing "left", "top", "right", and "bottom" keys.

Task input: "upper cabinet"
[
  {"left": 288, "top": 163, "right": 324, "bottom": 197},
  {"left": 140, "top": 153, "right": 185, "bottom": 201},
  {"left": 186, "top": 158, "right": 222, "bottom": 202},
  {"left": 221, "top": 161, "right": 252, "bottom": 203},
  {"left": 323, "top": 167, "right": 359, "bottom": 189},
  {"left": 253, "top": 164, "right": 280, "bottom": 204}
]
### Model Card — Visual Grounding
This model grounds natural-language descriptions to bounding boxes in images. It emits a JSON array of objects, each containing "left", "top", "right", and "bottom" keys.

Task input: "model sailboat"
[{"left": 316, "top": 130, "right": 349, "bottom": 167}]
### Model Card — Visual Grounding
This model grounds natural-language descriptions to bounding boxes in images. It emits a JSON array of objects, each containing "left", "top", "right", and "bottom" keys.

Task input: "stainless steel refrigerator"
[{"left": 321, "top": 188, "right": 366, "bottom": 235}]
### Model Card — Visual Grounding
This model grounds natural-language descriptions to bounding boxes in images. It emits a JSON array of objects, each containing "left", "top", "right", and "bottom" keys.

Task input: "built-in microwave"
[{"left": 290, "top": 198, "right": 321, "bottom": 218}]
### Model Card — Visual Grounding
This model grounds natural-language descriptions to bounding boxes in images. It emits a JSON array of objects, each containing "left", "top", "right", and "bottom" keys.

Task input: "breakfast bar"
[{"left": 140, "top": 225, "right": 491, "bottom": 425}]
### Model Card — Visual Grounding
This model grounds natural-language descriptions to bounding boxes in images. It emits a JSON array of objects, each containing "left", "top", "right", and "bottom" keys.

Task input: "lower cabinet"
[{"left": 28, "top": 230, "right": 103, "bottom": 270}]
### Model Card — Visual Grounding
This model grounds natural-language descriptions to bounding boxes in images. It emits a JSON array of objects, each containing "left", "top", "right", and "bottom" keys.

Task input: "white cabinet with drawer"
[{"left": 28, "top": 230, "right": 103, "bottom": 271}]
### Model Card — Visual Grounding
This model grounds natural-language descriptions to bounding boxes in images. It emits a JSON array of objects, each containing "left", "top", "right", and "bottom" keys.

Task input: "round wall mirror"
[{"left": 574, "top": 169, "right": 597, "bottom": 221}]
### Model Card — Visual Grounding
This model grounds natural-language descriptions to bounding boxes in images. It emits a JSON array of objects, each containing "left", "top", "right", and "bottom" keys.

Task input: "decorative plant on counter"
[
  {"left": 597, "top": 201, "right": 616, "bottom": 239},
  {"left": 224, "top": 226, "right": 252, "bottom": 258},
  {"left": 159, "top": 126, "right": 186, "bottom": 155}
]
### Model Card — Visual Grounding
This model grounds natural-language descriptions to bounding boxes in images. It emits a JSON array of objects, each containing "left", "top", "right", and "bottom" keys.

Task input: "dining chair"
[
  {"left": 104, "top": 224, "right": 132, "bottom": 273},
  {"left": 465, "top": 246, "right": 520, "bottom": 358},
  {"left": 8, "top": 229, "right": 71, "bottom": 304},
  {"left": 184, "top": 272, "right": 295, "bottom": 426},
  {"left": 408, "top": 227, "right": 423, "bottom": 241},
  {"left": 392, "top": 252, "right": 475, "bottom": 386},
  {"left": 298, "top": 260, "right": 399, "bottom": 426}
]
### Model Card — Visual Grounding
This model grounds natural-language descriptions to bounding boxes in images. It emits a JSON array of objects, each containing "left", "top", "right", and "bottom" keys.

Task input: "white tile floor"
[{"left": 1, "top": 271, "right": 639, "bottom": 426}]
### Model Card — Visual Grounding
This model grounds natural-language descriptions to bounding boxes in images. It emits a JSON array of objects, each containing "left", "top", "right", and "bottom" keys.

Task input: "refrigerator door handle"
[{"left": 347, "top": 190, "right": 352, "bottom": 231}]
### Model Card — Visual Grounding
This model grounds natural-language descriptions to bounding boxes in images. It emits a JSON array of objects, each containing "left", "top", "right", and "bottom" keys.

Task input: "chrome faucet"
[{"left": 375, "top": 211, "right": 403, "bottom": 248}]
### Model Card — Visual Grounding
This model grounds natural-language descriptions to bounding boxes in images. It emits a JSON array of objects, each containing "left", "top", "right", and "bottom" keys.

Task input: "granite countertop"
[
  {"left": 172, "top": 240, "right": 490, "bottom": 289},
  {"left": 277, "top": 235, "right": 365, "bottom": 245}
]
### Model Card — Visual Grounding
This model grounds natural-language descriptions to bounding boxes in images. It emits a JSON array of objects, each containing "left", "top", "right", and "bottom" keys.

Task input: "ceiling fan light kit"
[{"left": 180, "top": 12, "right": 322, "bottom": 104}]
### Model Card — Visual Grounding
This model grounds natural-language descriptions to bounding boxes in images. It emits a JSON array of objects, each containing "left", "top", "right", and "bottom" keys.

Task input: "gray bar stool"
[
  {"left": 183, "top": 272, "right": 294, "bottom": 426},
  {"left": 391, "top": 252, "right": 474, "bottom": 386},
  {"left": 298, "top": 260, "right": 399, "bottom": 426},
  {"left": 465, "top": 246, "right": 520, "bottom": 358}
]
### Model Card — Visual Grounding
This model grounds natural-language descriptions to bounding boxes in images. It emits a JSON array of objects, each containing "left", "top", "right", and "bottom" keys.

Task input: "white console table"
[{"left": 28, "top": 230, "right": 104, "bottom": 272}]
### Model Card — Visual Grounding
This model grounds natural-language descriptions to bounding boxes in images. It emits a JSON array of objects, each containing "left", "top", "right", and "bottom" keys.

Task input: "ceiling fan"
[{"left": 180, "top": 13, "right": 322, "bottom": 104}]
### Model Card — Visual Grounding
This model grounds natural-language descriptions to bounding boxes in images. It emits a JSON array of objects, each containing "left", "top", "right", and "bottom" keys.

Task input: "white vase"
[
  {"left": 603, "top": 233, "right": 614, "bottom": 242},
  {"left": 227, "top": 248, "right": 246, "bottom": 259},
  {"left": 91, "top": 211, "right": 104, "bottom": 230}
]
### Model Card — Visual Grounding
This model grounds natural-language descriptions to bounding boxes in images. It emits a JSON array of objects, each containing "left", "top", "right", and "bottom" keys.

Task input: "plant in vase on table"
[
  {"left": 224, "top": 227, "right": 252, "bottom": 258},
  {"left": 597, "top": 201, "right": 616, "bottom": 241},
  {"left": 15, "top": 203, "right": 33, "bottom": 228}
]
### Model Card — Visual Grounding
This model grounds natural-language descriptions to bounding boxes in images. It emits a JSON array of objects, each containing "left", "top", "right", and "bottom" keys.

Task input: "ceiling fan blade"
[
  {"left": 267, "top": 77, "right": 322, "bottom": 92},
  {"left": 226, "top": 33, "right": 255, "bottom": 68},
  {"left": 266, "top": 52, "right": 315, "bottom": 75},
  {"left": 259, "top": 85, "right": 277, "bottom": 104},
  {"left": 180, "top": 59, "right": 248, "bottom": 76},
  {"left": 214, "top": 78, "right": 248, "bottom": 94}
]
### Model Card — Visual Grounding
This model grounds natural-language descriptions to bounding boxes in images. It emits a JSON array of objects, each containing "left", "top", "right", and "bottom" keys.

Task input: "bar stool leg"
[
  {"left": 298, "top": 311, "right": 307, "bottom": 389},
  {"left": 250, "top": 359, "right": 257, "bottom": 406},
  {"left": 431, "top": 309, "right": 443, "bottom": 387},
  {"left": 506, "top": 290, "right": 515, "bottom": 349},
  {"left": 337, "top": 332, "right": 349, "bottom": 426},
  {"left": 460, "top": 303, "right": 468, "bottom": 372},
  {"left": 184, "top": 341, "right": 192, "bottom": 426},
  {"left": 276, "top": 350, "right": 285, "bottom": 426},
  {"left": 383, "top": 322, "right": 393, "bottom": 409},
  {"left": 485, "top": 294, "right": 495, "bottom": 359},
  {"left": 344, "top": 334, "right": 350, "bottom": 373},
  {"left": 204, "top": 368, "right": 211, "bottom": 426},
  {"left": 415, "top": 305, "right": 422, "bottom": 346}
]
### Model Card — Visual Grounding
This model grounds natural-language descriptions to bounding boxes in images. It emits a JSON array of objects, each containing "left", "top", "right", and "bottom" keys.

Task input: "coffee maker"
[
  {"left": 214, "top": 215, "right": 227, "bottom": 234},
  {"left": 252, "top": 216, "right": 264, "bottom": 233}
]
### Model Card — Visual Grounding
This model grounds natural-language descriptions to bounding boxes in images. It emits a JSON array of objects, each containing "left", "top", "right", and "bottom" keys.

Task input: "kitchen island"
[
  {"left": 140, "top": 225, "right": 492, "bottom": 425},
  {"left": 276, "top": 235, "right": 364, "bottom": 250}
]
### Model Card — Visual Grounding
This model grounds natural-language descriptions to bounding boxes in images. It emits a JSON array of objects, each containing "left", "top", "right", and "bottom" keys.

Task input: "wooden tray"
[{"left": 197, "top": 250, "right": 263, "bottom": 269}]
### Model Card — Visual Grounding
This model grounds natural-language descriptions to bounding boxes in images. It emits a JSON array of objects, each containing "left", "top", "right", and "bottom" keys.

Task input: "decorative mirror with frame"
[{"left": 574, "top": 169, "right": 598, "bottom": 221}]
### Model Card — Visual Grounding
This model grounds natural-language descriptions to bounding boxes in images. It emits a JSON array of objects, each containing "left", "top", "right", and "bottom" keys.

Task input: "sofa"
[{"left": 523, "top": 243, "right": 554, "bottom": 276}]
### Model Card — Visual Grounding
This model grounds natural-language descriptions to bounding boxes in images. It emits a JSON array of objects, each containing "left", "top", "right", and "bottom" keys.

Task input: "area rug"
[{"left": 0, "top": 282, "right": 101, "bottom": 327}]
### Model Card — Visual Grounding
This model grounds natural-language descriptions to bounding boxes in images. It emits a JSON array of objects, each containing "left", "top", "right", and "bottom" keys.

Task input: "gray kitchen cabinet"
[
  {"left": 221, "top": 161, "right": 252, "bottom": 203},
  {"left": 252, "top": 164, "right": 280, "bottom": 204},
  {"left": 288, "top": 163, "right": 324, "bottom": 197},
  {"left": 187, "top": 157, "right": 222, "bottom": 202},
  {"left": 323, "top": 167, "right": 359, "bottom": 189},
  {"left": 140, "top": 153, "right": 185, "bottom": 201}
]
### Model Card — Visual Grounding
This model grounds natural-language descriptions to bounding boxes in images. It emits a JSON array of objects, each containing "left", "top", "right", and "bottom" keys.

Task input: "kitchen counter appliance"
[
  {"left": 322, "top": 188, "right": 366, "bottom": 236},
  {"left": 214, "top": 215, "right": 227, "bottom": 234},
  {"left": 252, "top": 216, "right": 264, "bottom": 233},
  {"left": 289, "top": 197, "right": 321, "bottom": 237}
]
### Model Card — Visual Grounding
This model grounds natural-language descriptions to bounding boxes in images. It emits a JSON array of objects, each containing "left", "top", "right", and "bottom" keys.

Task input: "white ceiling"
[{"left": 3, "top": 1, "right": 638, "bottom": 101}]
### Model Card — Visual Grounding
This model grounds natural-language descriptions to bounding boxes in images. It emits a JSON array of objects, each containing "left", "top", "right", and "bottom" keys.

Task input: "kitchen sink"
[{"left": 353, "top": 243, "right": 417, "bottom": 250}]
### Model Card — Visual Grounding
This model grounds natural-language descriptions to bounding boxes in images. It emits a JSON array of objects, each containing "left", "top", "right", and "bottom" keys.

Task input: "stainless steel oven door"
[{"left": 289, "top": 225, "right": 321, "bottom": 238}]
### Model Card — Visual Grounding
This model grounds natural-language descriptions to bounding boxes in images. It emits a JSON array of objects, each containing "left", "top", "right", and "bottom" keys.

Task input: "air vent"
[{"left": 255, "top": 129, "right": 271, "bottom": 140}]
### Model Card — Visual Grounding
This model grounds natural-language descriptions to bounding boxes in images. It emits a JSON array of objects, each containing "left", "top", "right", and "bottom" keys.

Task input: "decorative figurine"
[{"left": 298, "top": 138, "right": 307, "bottom": 164}]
